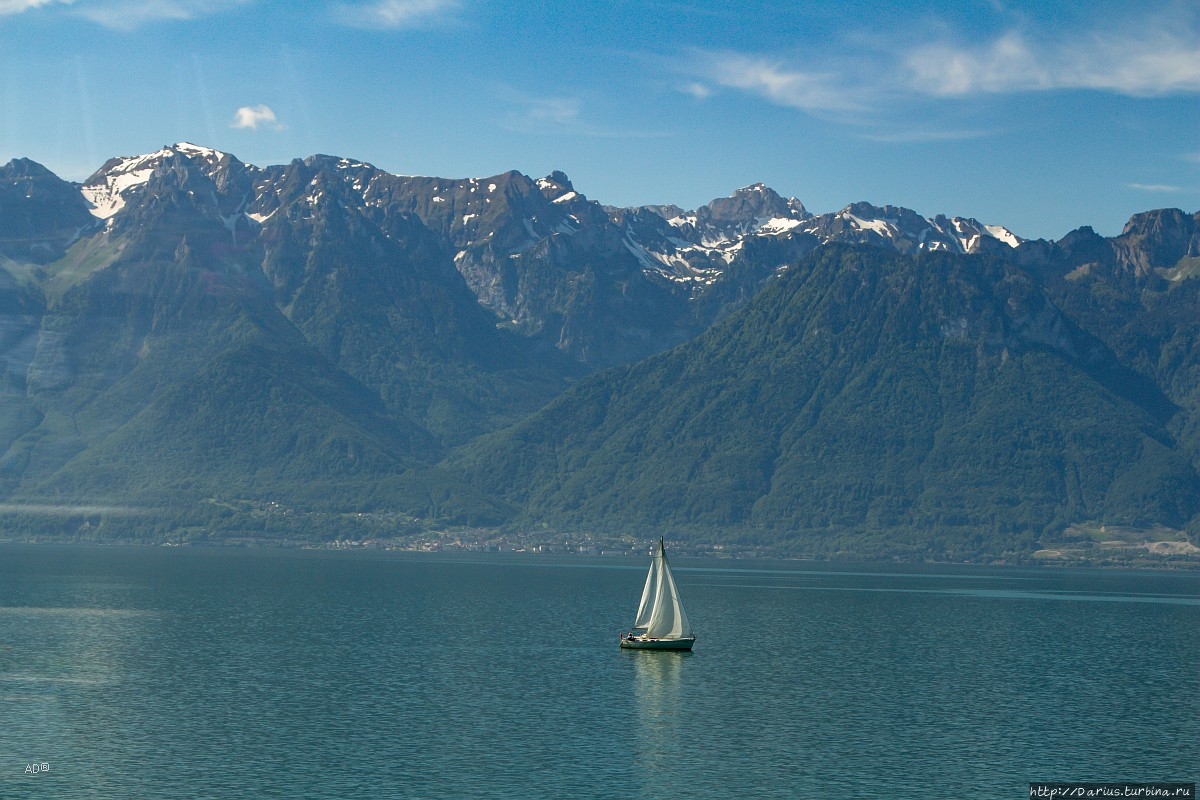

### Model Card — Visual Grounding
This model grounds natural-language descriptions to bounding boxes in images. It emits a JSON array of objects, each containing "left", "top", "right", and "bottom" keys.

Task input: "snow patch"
[
  {"left": 80, "top": 142, "right": 234, "bottom": 220},
  {"left": 81, "top": 163, "right": 156, "bottom": 219},
  {"left": 984, "top": 224, "right": 1022, "bottom": 248},
  {"left": 173, "top": 142, "right": 227, "bottom": 164},
  {"left": 844, "top": 212, "right": 895, "bottom": 236},
  {"left": 623, "top": 238, "right": 655, "bottom": 271},
  {"left": 758, "top": 217, "right": 801, "bottom": 234}
]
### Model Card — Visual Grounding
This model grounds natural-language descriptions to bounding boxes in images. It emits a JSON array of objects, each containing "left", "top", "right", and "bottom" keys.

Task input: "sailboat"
[{"left": 619, "top": 538, "right": 696, "bottom": 650}]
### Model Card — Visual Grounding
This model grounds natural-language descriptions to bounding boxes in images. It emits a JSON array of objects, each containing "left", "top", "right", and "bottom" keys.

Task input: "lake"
[{"left": 1, "top": 545, "right": 1197, "bottom": 798}]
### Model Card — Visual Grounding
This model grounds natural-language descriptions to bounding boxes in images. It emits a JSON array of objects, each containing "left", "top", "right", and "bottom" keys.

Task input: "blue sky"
[{"left": 1, "top": 0, "right": 1197, "bottom": 240}]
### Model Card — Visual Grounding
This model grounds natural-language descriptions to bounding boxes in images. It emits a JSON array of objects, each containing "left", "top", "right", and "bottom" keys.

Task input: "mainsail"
[{"left": 638, "top": 539, "right": 692, "bottom": 640}]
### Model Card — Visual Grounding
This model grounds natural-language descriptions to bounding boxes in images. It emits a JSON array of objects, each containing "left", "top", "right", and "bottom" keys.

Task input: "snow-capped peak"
[
  {"left": 983, "top": 224, "right": 1022, "bottom": 248},
  {"left": 536, "top": 170, "right": 576, "bottom": 203},
  {"left": 334, "top": 156, "right": 375, "bottom": 171},
  {"left": 79, "top": 143, "right": 239, "bottom": 221},
  {"left": 730, "top": 183, "right": 807, "bottom": 213},
  {"left": 619, "top": 193, "right": 1033, "bottom": 291},
  {"left": 933, "top": 215, "right": 1024, "bottom": 252},
  {"left": 80, "top": 149, "right": 171, "bottom": 220},
  {"left": 173, "top": 142, "right": 228, "bottom": 162}
]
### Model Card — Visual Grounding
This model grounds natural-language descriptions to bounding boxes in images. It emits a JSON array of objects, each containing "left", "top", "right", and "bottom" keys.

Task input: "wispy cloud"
[
  {"left": 855, "top": 127, "right": 997, "bottom": 144},
  {"left": 694, "top": 52, "right": 868, "bottom": 113},
  {"left": 332, "top": 0, "right": 460, "bottom": 30},
  {"left": 0, "top": 0, "right": 69, "bottom": 15},
  {"left": 1126, "top": 182, "right": 1187, "bottom": 193},
  {"left": 91, "top": 0, "right": 252, "bottom": 29},
  {"left": 231, "top": 104, "right": 283, "bottom": 131},
  {"left": 678, "top": 13, "right": 1200, "bottom": 128},
  {"left": 509, "top": 95, "right": 582, "bottom": 130},
  {"left": 499, "top": 88, "right": 667, "bottom": 139},
  {"left": 904, "top": 27, "right": 1200, "bottom": 97},
  {"left": 0, "top": 0, "right": 252, "bottom": 29}
]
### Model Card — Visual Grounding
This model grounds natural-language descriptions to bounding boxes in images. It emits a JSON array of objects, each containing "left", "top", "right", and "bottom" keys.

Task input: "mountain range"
[{"left": 1, "top": 142, "right": 1198, "bottom": 562}]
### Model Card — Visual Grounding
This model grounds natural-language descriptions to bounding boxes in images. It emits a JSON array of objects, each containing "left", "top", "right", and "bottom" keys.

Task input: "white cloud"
[
  {"left": 679, "top": 13, "right": 1199, "bottom": 131},
  {"left": 904, "top": 26, "right": 1200, "bottom": 97},
  {"left": 332, "top": 0, "right": 460, "bottom": 30},
  {"left": 698, "top": 52, "right": 866, "bottom": 113},
  {"left": 0, "top": 0, "right": 252, "bottom": 28},
  {"left": 520, "top": 96, "right": 581, "bottom": 128},
  {"left": 1126, "top": 183, "right": 1186, "bottom": 193},
  {"left": 0, "top": 0, "right": 69, "bottom": 15},
  {"left": 231, "top": 104, "right": 283, "bottom": 131},
  {"left": 498, "top": 89, "right": 667, "bottom": 139},
  {"left": 855, "top": 126, "right": 996, "bottom": 144},
  {"left": 905, "top": 32, "right": 1044, "bottom": 96},
  {"left": 501, "top": 93, "right": 597, "bottom": 135}
]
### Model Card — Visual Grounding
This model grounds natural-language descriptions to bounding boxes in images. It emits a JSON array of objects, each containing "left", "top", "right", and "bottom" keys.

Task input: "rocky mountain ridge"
[
  {"left": 11, "top": 143, "right": 1198, "bottom": 357},
  {"left": 1, "top": 142, "right": 1198, "bottom": 558}
]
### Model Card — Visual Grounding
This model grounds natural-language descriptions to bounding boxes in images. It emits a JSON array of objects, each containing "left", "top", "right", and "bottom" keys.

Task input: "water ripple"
[{"left": 0, "top": 546, "right": 1195, "bottom": 799}]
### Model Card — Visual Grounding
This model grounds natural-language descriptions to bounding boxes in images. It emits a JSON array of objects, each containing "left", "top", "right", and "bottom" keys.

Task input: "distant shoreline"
[{"left": 2, "top": 535, "right": 1198, "bottom": 571}]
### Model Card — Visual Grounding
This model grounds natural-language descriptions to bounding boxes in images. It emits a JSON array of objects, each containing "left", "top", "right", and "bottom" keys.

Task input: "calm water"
[{"left": 1, "top": 545, "right": 1197, "bottom": 799}]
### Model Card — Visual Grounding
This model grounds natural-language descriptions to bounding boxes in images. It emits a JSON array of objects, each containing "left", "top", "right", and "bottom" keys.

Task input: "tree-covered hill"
[
  {"left": 441, "top": 246, "right": 1200, "bottom": 560},
  {"left": 0, "top": 146, "right": 570, "bottom": 530},
  {"left": 1, "top": 144, "right": 1198, "bottom": 561}
]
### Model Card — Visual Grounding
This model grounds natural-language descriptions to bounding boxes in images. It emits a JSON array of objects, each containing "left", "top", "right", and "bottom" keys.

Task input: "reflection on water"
[
  {"left": 630, "top": 650, "right": 688, "bottom": 774},
  {"left": 0, "top": 607, "right": 151, "bottom": 617},
  {"left": 0, "top": 586, "right": 158, "bottom": 799},
  {"left": 0, "top": 605, "right": 149, "bottom": 689}
]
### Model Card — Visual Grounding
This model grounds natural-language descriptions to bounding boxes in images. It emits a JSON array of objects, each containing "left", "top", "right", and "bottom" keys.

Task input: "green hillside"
[
  {"left": 0, "top": 156, "right": 567, "bottom": 537},
  {"left": 2, "top": 149, "right": 1197, "bottom": 561},
  {"left": 442, "top": 246, "right": 1200, "bottom": 560}
]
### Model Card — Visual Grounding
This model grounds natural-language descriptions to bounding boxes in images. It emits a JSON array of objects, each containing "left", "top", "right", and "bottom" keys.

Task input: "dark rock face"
[{"left": 0, "top": 158, "right": 95, "bottom": 264}]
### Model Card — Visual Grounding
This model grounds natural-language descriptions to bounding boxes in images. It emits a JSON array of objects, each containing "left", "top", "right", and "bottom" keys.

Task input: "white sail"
[
  {"left": 633, "top": 554, "right": 658, "bottom": 630},
  {"left": 639, "top": 539, "right": 692, "bottom": 640}
]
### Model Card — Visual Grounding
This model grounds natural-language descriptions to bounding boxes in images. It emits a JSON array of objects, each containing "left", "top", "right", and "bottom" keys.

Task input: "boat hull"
[{"left": 619, "top": 635, "right": 695, "bottom": 651}]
